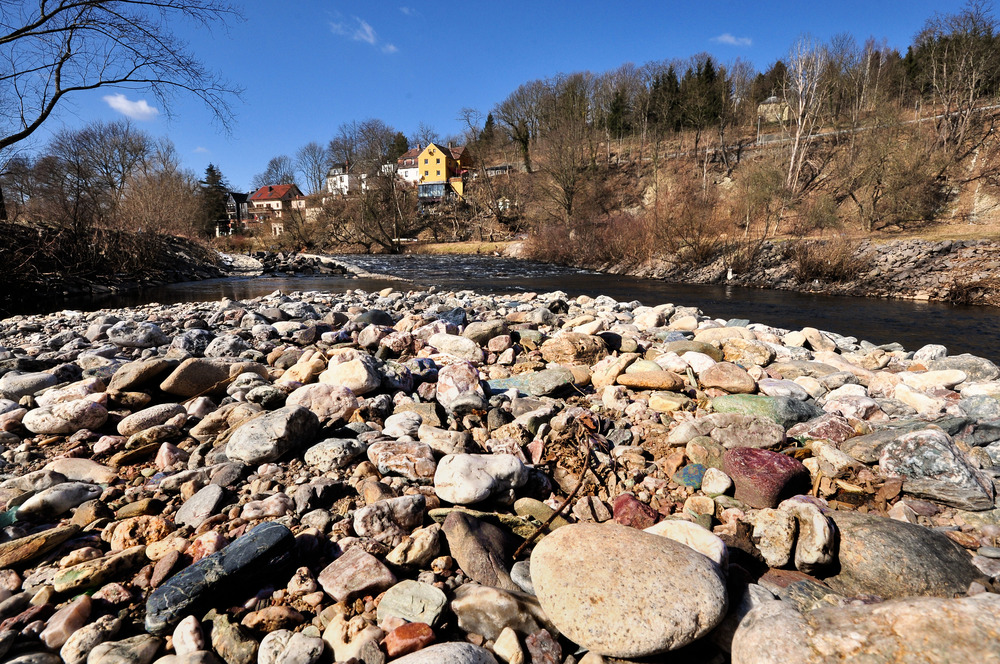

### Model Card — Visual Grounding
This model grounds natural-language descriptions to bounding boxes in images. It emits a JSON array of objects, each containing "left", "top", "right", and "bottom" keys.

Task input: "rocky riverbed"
[
  {"left": 0, "top": 286, "right": 998, "bottom": 663},
  {"left": 585, "top": 237, "right": 1000, "bottom": 306}
]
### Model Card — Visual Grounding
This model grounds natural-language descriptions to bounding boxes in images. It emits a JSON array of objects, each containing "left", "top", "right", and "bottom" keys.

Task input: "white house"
[{"left": 325, "top": 163, "right": 364, "bottom": 196}]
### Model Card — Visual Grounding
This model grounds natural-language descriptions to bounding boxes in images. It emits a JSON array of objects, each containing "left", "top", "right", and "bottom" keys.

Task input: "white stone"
[
  {"left": 750, "top": 509, "right": 797, "bottom": 568},
  {"left": 644, "top": 519, "right": 728, "bottom": 567},
  {"left": 434, "top": 454, "right": 528, "bottom": 505}
]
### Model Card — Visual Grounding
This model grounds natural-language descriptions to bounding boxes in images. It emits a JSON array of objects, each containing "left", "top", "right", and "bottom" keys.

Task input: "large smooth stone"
[
  {"left": 530, "top": 523, "right": 727, "bottom": 657},
  {"left": 17, "top": 482, "right": 102, "bottom": 520},
  {"left": 823, "top": 511, "right": 986, "bottom": 599},
  {"left": 285, "top": 383, "right": 358, "bottom": 423},
  {"left": 434, "top": 454, "right": 528, "bottom": 505},
  {"left": 145, "top": 522, "right": 294, "bottom": 635},
  {"left": 225, "top": 406, "right": 319, "bottom": 465},
  {"left": 107, "top": 321, "right": 169, "bottom": 348},
  {"left": 429, "top": 333, "right": 485, "bottom": 364},
  {"left": 159, "top": 358, "right": 232, "bottom": 397},
  {"left": 389, "top": 642, "right": 497, "bottom": 664},
  {"left": 0, "top": 371, "right": 59, "bottom": 401},
  {"left": 22, "top": 400, "right": 107, "bottom": 434},
  {"left": 117, "top": 403, "right": 187, "bottom": 437},
  {"left": 731, "top": 593, "right": 1000, "bottom": 664}
]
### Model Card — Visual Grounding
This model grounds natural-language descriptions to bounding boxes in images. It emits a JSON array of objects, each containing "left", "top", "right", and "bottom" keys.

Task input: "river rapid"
[{"left": 12, "top": 254, "right": 1000, "bottom": 362}]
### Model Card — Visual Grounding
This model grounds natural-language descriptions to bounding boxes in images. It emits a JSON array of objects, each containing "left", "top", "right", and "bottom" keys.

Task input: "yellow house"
[{"left": 417, "top": 143, "right": 472, "bottom": 201}]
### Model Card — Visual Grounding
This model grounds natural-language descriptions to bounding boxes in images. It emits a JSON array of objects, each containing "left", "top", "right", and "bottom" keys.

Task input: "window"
[
  {"left": 424, "top": 170, "right": 429, "bottom": 176},
  {"left": 424, "top": 158, "right": 428, "bottom": 164},
  {"left": 436, "top": 170, "right": 441, "bottom": 176},
  {"left": 436, "top": 158, "right": 440, "bottom": 164}
]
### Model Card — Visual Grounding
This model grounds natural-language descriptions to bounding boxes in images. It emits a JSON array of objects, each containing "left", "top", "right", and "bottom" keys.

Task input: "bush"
[{"left": 785, "top": 237, "right": 868, "bottom": 283}]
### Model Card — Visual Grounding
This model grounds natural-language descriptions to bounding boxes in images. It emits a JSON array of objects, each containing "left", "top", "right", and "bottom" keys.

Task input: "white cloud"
[
  {"left": 400, "top": 6, "right": 416, "bottom": 16},
  {"left": 194, "top": 146, "right": 209, "bottom": 154},
  {"left": 102, "top": 94, "right": 160, "bottom": 121},
  {"left": 712, "top": 33, "right": 752, "bottom": 47},
  {"left": 354, "top": 20, "right": 376, "bottom": 44},
  {"left": 330, "top": 16, "right": 396, "bottom": 53}
]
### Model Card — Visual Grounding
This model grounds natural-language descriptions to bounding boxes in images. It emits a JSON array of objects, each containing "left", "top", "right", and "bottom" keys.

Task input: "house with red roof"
[
  {"left": 248, "top": 183, "right": 304, "bottom": 236},
  {"left": 249, "top": 184, "right": 303, "bottom": 219}
]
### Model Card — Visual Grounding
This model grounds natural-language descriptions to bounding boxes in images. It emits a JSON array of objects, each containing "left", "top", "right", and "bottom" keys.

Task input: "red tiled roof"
[{"left": 249, "top": 184, "right": 300, "bottom": 201}]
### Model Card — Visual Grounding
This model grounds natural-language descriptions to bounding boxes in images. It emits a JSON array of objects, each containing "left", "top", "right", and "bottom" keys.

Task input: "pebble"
[{"left": 0, "top": 283, "right": 995, "bottom": 664}]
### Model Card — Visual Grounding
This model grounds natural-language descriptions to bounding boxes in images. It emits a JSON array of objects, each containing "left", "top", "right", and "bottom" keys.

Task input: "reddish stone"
[
  {"left": 0, "top": 604, "right": 52, "bottom": 632},
  {"left": 526, "top": 629, "right": 562, "bottom": 664},
  {"left": 383, "top": 621, "right": 435, "bottom": 657},
  {"left": 786, "top": 414, "right": 856, "bottom": 444},
  {"left": 612, "top": 493, "right": 658, "bottom": 529},
  {"left": 150, "top": 549, "right": 182, "bottom": 589},
  {"left": 723, "top": 447, "right": 810, "bottom": 509}
]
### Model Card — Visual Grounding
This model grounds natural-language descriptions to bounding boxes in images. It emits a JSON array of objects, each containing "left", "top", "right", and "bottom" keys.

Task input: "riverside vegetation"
[
  {"left": 0, "top": 285, "right": 998, "bottom": 663},
  {"left": 7, "top": 3, "right": 1000, "bottom": 308}
]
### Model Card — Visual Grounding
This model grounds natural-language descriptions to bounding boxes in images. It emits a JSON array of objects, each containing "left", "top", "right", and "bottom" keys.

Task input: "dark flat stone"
[
  {"left": 144, "top": 521, "right": 294, "bottom": 635},
  {"left": 823, "top": 511, "right": 986, "bottom": 599}
]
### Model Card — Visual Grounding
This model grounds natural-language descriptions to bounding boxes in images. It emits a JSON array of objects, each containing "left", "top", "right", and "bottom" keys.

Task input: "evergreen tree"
[
  {"left": 198, "top": 163, "right": 229, "bottom": 237},
  {"left": 388, "top": 132, "right": 410, "bottom": 162},
  {"left": 479, "top": 113, "right": 496, "bottom": 144}
]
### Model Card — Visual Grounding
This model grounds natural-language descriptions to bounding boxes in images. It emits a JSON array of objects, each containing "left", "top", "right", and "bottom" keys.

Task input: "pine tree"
[
  {"left": 199, "top": 163, "right": 230, "bottom": 237},
  {"left": 388, "top": 132, "right": 410, "bottom": 162}
]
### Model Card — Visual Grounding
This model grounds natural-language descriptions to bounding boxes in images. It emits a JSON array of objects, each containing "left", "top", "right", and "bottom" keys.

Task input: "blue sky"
[{"left": 33, "top": 0, "right": 971, "bottom": 191}]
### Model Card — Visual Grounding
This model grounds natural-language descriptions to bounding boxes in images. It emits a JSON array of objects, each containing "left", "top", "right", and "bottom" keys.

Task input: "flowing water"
[{"left": 14, "top": 254, "right": 1000, "bottom": 362}]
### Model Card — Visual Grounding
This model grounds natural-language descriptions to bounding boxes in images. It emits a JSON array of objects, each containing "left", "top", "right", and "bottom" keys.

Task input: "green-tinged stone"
[
  {"left": 955, "top": 507, "right": 1000, "bottom": 527},
  {"left": 712, "top": 394, "right": 821, "bottom": 428},
  {"left": 0, "top": 507, "right": 17, "bottom": 529},
  {"left": 53, "top": 545, "right": 146, "bottom": 593},
  {"left": 429, "top": 507, "right": 536, "bottom": 539},
  {"left": 673, "top": 464, "right": 707, "bottom": 489},
  {"left": 489, "top": 368, "right": 573, "bottom": 397},
  {"left": 0, "top": 524, "right": 79, "bottom": 568},
  {"left": 686, "top": 437, "right": 725, "bottom": 469},
  {"left": 778, "top": 579, "right": 847, "bottom": 612},
  {"left": 514, "top": 498, "right": 572, "bottom": 532}
]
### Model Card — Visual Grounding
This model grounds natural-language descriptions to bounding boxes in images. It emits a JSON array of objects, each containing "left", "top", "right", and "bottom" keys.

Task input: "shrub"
[{"left": 785, "top": 237, "right": 868, "bottom": 283}]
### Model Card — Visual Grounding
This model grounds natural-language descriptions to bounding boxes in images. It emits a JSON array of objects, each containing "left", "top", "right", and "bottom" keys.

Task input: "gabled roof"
[
  {"left": 249, "top": 184, "right": 302, "bottom": 201},
  {"left": 397, "top": 148, "right": 421, "bottom": 165},
  {"left": 227, "top": 192, "right": 249, "bottom": 204}
]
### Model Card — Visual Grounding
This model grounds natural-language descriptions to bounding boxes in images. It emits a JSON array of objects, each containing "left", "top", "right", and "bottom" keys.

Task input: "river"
[{"left": 13, "top": 254, "right": 1000, "bottom": 362}]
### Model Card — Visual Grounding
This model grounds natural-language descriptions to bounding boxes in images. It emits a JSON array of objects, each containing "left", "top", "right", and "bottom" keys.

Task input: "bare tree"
[
  {"left": 0, "top": 0, "right": 242, "bottom": 153},
  {"left": 913, "top": 0, "right": 999, "bottom": 159},
  {"left": 251, "top": 155, "right": 296, "bottom": 190},
  {"left": 782, "top": 35, "right": 829, "bottom": 193},
  {"left": 494, "top": 80, "right": 545, "bottom": 172},
  {"left": 328, "top": 121, "right": 360, "bottom": 167},
  {"left": 296, "top": 142, "right": 331, "bottom": 195},
  {"left": 410, "top": 122, "right": 440, "bottom": 149}
]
